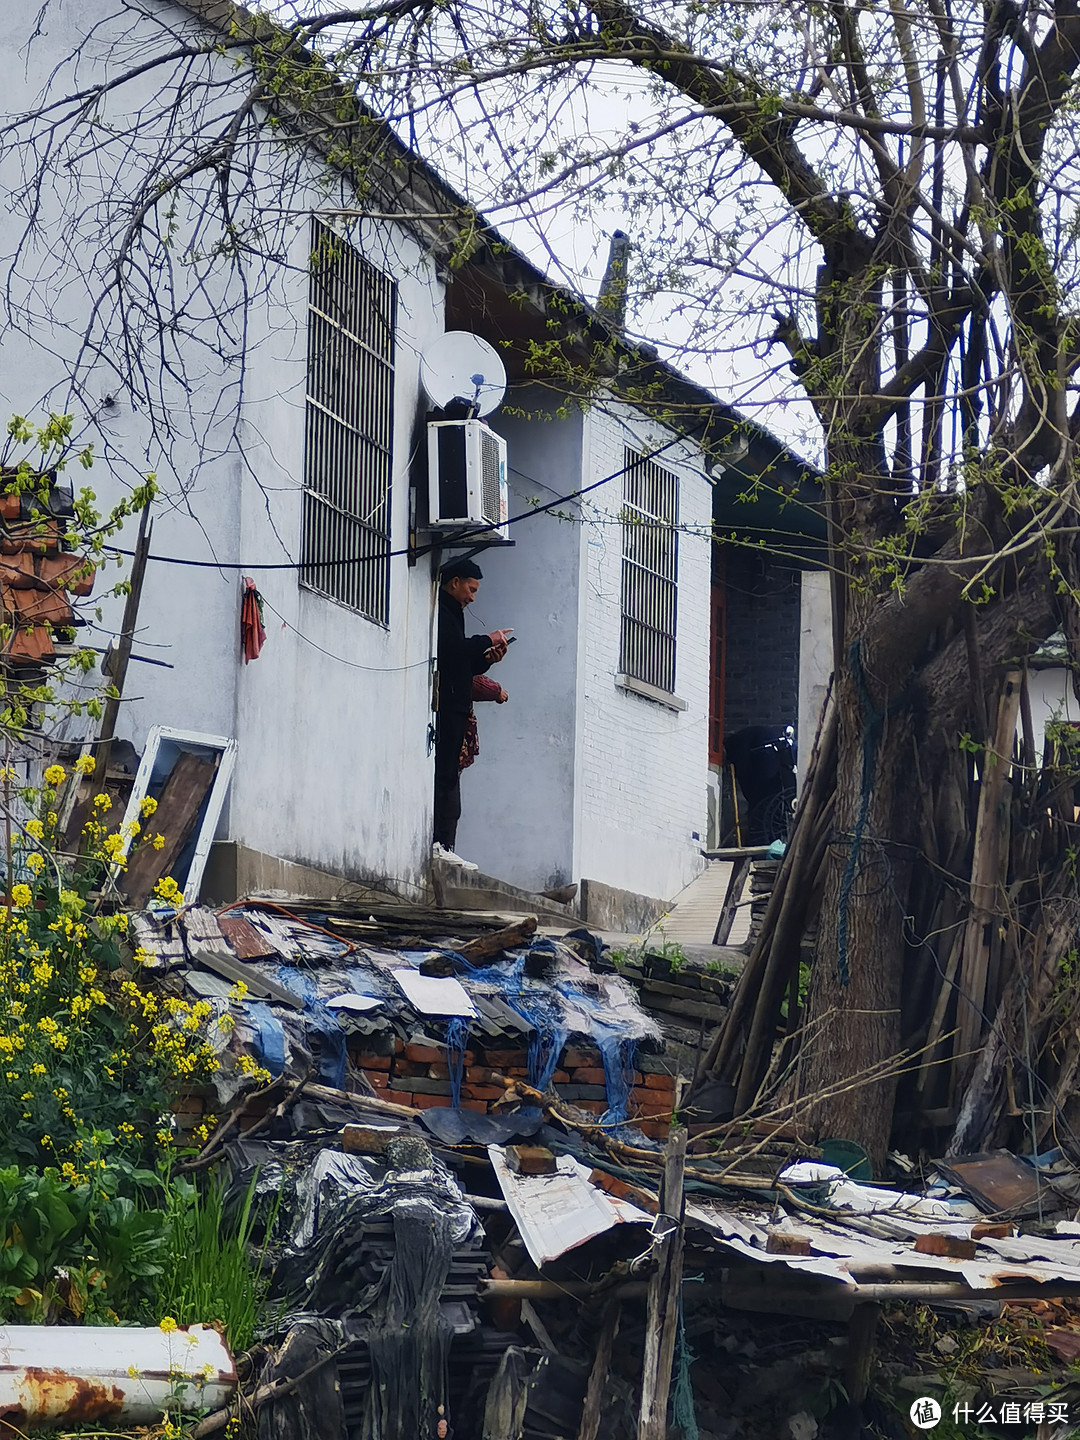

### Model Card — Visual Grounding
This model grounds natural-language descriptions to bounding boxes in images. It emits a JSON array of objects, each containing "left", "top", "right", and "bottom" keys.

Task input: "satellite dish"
[{"left": 421, "top": 331, "right": 507, "bottom": 417}]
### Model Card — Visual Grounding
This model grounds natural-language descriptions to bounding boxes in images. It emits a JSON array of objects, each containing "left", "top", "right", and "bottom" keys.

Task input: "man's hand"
[
  {"left": 496, "top": 687, "right": 509, "bottom": 703},
  {"left": 486, "top": 628, "right": 512, "bottom": 661}
]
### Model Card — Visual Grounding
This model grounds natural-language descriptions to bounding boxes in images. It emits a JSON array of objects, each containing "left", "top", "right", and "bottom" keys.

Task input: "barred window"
[
  {"left": 302, "top": 217, "right": 396, "bottom": 622},
  {"left": 620, "top": 449, "right": 679, "bottom": 694}
]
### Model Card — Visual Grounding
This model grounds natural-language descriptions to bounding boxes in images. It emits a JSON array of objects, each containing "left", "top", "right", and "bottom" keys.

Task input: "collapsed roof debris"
[{"left": 124, "top": 894, "right": 1080, "bottom": 1439}]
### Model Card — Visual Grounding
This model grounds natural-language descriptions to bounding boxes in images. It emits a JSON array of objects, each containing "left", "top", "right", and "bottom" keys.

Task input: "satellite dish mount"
[{"left": 420, "top": 331, "right": 507, "bottom": 419}]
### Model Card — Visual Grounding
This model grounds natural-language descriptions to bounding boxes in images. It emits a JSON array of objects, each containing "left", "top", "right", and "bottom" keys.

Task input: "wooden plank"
[
  {"left": 699, "top": 846, "right": 773, "bottom": 860},
  {"left": 459, "top": 915, "right": 537, "bottom": 962},
  {"left": 121, "top": 753, "right": 217, "bottom": 907},
  {"left": 713, "top": 856, "right": 751, "bottom": 945}
]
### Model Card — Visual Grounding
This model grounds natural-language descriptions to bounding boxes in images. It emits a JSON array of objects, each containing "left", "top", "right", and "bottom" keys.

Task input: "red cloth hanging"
[{"left": 240, "top": 577, "right": 266, "bottom": 663}]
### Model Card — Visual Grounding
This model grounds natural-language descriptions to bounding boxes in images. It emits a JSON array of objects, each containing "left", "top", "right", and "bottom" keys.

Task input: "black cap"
[{"left": 440, "top": 558, "right": 484, "bottom": 583}]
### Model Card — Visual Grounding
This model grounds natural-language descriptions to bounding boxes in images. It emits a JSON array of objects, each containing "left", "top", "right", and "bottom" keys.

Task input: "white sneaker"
[{"left": 432, "top": 842, "right": 479, "bottom": 871}]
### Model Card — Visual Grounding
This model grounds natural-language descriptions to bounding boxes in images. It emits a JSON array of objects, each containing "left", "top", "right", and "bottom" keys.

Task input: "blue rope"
[
  {"left": 836, "top": 639, "right": 884, "bottom": 988},
  {"left": 445, "top": 1016, "right": 470, "bottom": 1108},
  {"left": 670, "top": 1299, "right": 699, "bottom": 1439}
]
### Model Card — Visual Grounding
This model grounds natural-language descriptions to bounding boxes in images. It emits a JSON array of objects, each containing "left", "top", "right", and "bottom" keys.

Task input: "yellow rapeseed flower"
[
  {"left": 25, "top": 854, "right": 44, "bottom": 876},
  {"left": 9, "top": 884, "right": 31, "bottom": 908},
  {"left": 74, "top": 755, "right": 96, "bottom": 776},
  {"left": 159, "top": 1316, "right": 178, "bottom": 1334},
  {"left": 23, "top": 819, "right": 43, "bottom": 841},
  {"left": 43, "top": 765, "right": 65, "bottom": 786},
  {"left": 140, "top": 796, "right": 158, "bottom": 818},
  {"left": 93, "top": 793, "right": 111, "bottom": 811}
]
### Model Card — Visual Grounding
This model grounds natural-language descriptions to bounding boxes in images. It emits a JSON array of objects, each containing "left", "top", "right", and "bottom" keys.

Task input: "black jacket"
[{"left": 437, "top": 590, "right": 493, "bottom": 714}]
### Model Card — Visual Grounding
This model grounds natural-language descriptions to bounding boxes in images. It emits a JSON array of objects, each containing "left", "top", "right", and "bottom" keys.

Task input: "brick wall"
[{"left": 722, "top": 548, "right": 802, "bottom": 736}]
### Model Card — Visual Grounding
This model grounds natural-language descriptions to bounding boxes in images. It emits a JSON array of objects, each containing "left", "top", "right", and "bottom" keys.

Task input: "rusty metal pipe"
[{"left": 0, "top": 1324, "right": 235, "bottom": 1428}]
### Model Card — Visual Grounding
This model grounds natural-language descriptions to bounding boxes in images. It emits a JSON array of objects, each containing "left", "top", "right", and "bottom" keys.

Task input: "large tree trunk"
[{"left": 793, "top": 648, "right": 916, "bottom": 1161}]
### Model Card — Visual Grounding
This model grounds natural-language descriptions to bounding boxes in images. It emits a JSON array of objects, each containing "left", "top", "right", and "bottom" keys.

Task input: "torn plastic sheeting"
[
  {"left": 288, "top": 1148, "right": 381, "bottom": 1250},
  {"left": 272, "top": 1137, "right": 476, "bottom": 1322},
  {"left": 0, "top": 1323, "right": 234, "bottom": 1426},
  {"left": 247, "top": 1000, "right": 286, "bottom": 1078},
  {"left": 488, "top": 1145, "right": 650, "bottom": 1268},
  {"left": 779, "top": 1162, "right": 981, "bottom": 1220},
  {"left": 275, "top": 967, "right": 347, "bottom": 1088}
]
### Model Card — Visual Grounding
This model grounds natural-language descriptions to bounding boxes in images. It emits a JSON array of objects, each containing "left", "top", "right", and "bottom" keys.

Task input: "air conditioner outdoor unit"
[{"left": 427, "top": 419, "right": 509, "bottom": 540}]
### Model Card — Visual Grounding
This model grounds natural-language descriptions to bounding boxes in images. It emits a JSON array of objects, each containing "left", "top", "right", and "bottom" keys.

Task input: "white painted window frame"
[{"left": 114, "top": 726, "right": 237, "bottom": 904}]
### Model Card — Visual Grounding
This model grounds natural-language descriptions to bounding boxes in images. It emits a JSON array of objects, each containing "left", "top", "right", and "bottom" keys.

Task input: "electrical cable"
[
  {"left": 102, "top": 430, "right": 690, "bottom": 574},
  {"left": 257, "top": 592, "right": 432, "bottom": 672}
]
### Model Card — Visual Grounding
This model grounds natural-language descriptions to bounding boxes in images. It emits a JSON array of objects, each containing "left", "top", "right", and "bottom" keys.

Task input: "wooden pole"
[
  {"left": 93, "top": 504, "right": 153, "bottom": 789},
  {"left": 845, "top": 1302, "right": 881, "bottom": 1407},
  {"left": 953, "top": 670, "right": 1020, "bottom": 1093},
  {"left": 576, "top": 1301, "right": 622, "bottom": 1440},
  {"left": 65, "top": 503, "right": 153, "bottom": 852},
  {"left": 638, "top": 1126, "right": 687, "bottom": 1440}
]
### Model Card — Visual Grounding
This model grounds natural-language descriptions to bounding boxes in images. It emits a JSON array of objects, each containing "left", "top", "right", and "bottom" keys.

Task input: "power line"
[{"left": 104, "top": 430, "right": 691, "bottom": 573}]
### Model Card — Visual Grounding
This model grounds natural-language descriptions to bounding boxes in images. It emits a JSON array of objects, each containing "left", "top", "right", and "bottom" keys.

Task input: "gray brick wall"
[{"left": 722, "top": 548, "right": 801, "bottom": 736}]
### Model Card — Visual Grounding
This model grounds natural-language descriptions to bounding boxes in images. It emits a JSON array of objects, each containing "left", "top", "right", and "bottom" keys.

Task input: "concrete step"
[{"left": 432, "top": 858, "right": 579, "bottom": 925}]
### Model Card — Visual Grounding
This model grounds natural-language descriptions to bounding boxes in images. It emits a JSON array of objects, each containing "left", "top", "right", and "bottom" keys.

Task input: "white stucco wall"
[
  {"left": 1026, "top": 668, "right": 1080, "bottom": 760},
  {"left": 455, "top": 400, "right": 586, "bottom": 889},
  {"left": 0, "top": 0, "right": 440, "bottom": 891},
  {"left": 458, "top": 396, "right": 713, "bottom": 904},
  {"left": 575, "top": 403, "right": 712, "bottom": 903}
]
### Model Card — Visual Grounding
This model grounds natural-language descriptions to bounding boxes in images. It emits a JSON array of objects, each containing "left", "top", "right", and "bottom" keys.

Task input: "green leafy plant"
[{"left": 0, "top": 1164, "right": 169, "bottom": 1323}]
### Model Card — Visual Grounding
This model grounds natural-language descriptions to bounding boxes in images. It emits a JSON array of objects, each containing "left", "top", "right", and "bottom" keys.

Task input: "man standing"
[{"left": 433, "top": 558, "right": 510, "bottom": 867}]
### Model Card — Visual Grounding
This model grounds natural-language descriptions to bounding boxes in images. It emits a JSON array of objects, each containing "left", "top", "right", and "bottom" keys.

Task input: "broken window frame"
[{"left": 113, "top": 725, "right": 237, "bottom": 904}]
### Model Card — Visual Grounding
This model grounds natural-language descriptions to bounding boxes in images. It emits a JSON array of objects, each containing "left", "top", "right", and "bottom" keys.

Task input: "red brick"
[
  {"left": 572, "top": 1067, "right": 608, "bottom": 1087},
  {"left": 460, "top": 1099, "right": 486, "bottom": 1112},
  {"left": 505, "top": 1067, "right": 530, "bottom": 1078},
  {"left": 576, "top": 1100, "right": 607, "bottom": 1114},
  {"left": 478, "top": 1049, "right": 527, "bottom": 1068},
  {"left": 357, "top": 1054, "right": 391, "bottom": 1071},
  {"left": 562, "top": 1048, "right": 601, "bottom": 1069},
  {"left": 589, "top": 1170, "right": 658, "bottom": 1214},
  {"left": 643, "top": 1072, "right": 676, "bottom": 1090},
  {"left": 637, "top": 1119, "right": 670, "bottom": 1140},
  {"left": 632, "top": 1096, "right": 673, "bottom": 1118},
  {"left": 403, "top": 1044, "right": 443, "bottom": 1064},
  {"left": 550, "top": 1069, "right": 570, "bottom": 1085},
  {"left": 394, "top": 1037, "right": 404, "bottom": 1052},
  {"left": 409, "top": 1093, "right": 451, "bottom": 1110},
  {"left": 461, "top": 1083, "right": 506, "bottom": 1102},
  {"left": 391, "top": 1059, "right": 425, "bottom": 1078}
]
